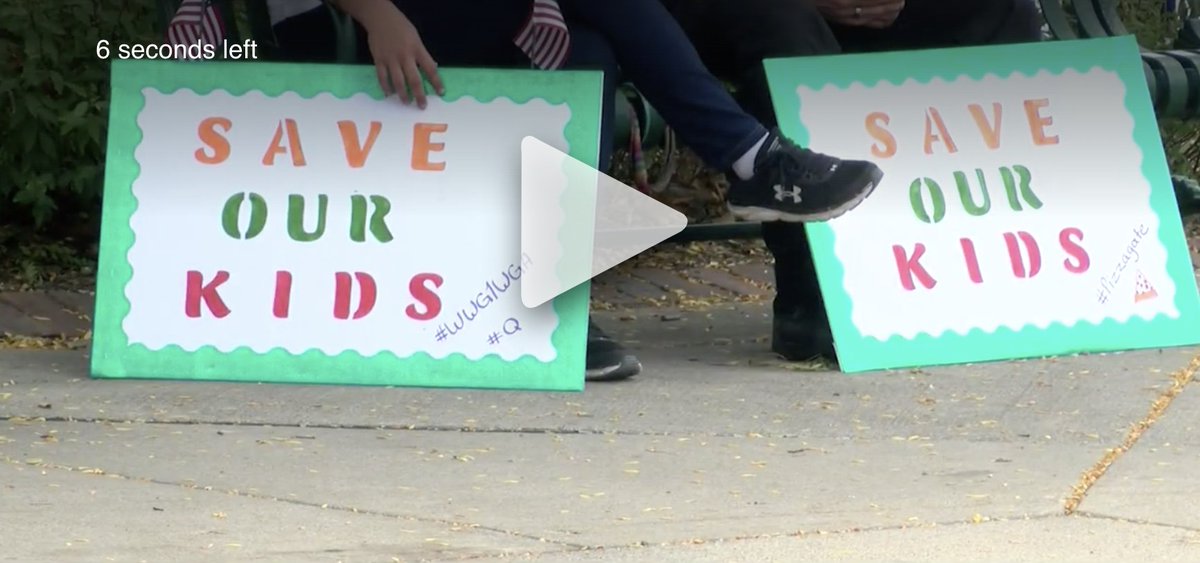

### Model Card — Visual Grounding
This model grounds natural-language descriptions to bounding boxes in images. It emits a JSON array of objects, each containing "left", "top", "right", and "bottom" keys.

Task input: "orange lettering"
[
  {"left": 1023, "top": 98, "right": 1059, "bottom": 146},
  {"left": 412, "top": 123, "right": 447, "bottom": 171},
  {"left": 338, "top": 120, "right": 382, "bottom": 169},
  {"left": 865, "top": 112, "right": 896, "bottom": 158},
  {"left": 968, "top": 102, "right": 1002, "bottom": 150},
  {"left": 922, "top": 107, "right": 958, "bottom": 155},
  {"left": 262, "top": 118, "right": 307, "bottom": 166},
  {"left": 195, "top": 117, "right": 232, "bottom": 164}
]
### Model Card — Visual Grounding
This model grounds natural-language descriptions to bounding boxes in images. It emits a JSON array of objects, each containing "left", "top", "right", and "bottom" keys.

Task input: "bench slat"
[
  {"left": 1162, "top": 49, "right": 1200, "bottom": 118},
  {"left": 1039, "top": 0, "right": 1080, "bottom": 39},
  {"left": 1143, "top": 51, "right": 1194, "bottom": 118},
  {"left": 1073, "top": 0, "right": 1118, "bottom": 38},
  {"left": 1090, "top": 0, "right": 1131, "bottom": 36}
]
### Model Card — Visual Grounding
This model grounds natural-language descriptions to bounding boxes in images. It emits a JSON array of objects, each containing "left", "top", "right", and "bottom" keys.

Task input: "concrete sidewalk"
[{"left": 1, "top": 303, "right": 1198, "bottom": 562}]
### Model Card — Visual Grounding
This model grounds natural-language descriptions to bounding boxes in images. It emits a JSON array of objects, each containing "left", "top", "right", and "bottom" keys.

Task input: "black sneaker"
[
  {"left": 772, "top": 310, "right": 836, "bottom": 362},
  {"left": 727, "top": 129, "right": 883, "bottom": 223},
  {"left": 586, "top": 320, "right": 642, "bottom": 382}
]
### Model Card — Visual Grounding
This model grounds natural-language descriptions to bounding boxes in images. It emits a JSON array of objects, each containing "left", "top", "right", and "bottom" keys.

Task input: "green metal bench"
[{"left": 1056, "top": 0, "right": 1200, "bottom": 119}]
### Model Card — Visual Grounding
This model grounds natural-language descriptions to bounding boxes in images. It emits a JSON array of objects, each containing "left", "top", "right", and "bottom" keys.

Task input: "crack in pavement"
[
  {"left": 1062, "top": 352, "right": 1200, "bottom": 514},
  {"left": 446, "top": 513, "right": 1074, "bottom": 561},
  {"left": 454, "top": 512, "right": 1200, "bottom": 561},
  {"left": 0, "top": 415, "right": 1047, "bottom": 442},
  {"left": 0, "top": 415, "right": 795, "bottom": 439},
  {"left": 2, "top": 417, "right": 1096, "bottom": 560},
  {"left": 1075, "top": 511, "right": 1200, "bottom": 534},
  {"left": 0, "top": 454, "right": 586, "bottom": 551},
  {"left": 10, "top": 447, "right": 1074, "bottom": 560}
]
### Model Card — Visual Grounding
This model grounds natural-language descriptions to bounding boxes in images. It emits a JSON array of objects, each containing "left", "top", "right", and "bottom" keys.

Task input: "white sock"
[{"left": 731, "top": 133, "right": 769, "bottom": 181}]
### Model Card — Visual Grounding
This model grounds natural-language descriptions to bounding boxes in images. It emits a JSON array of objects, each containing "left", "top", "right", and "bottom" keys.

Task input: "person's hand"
[
  {"left": 356, "top": 1, "right": 445, "bottom": 108},
  {"left": 815, "top": 0, "right": 905, "bottom": 28}
]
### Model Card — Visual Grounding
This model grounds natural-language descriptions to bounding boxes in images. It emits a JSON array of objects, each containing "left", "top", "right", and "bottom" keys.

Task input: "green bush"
[
  {"left": 0, "top": 0, "right": 158, "bottom": 282},
  {"left": 1117, "top": 0, "right": 1183, "bottom": 48},
  {"left": 1, "top": 1, "right": 157, "bottom": 225}
]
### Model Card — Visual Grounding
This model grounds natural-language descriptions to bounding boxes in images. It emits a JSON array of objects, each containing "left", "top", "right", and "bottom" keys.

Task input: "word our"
[
  {"left": 222, "top": 193, "right": 395, "bottom": 243},
  {"left": 906, "top": 165, "right": 1042, "bottom": 224}
]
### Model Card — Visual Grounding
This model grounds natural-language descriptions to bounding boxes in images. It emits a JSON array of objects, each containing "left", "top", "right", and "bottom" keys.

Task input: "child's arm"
[{"left": 330, "top": 0, "right": 445, "bottom": 108}]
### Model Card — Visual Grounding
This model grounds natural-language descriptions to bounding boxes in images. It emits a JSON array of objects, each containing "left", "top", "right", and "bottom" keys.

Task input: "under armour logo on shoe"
[{"left": 774, "top": 185, "right": 803, "bottom": 203}]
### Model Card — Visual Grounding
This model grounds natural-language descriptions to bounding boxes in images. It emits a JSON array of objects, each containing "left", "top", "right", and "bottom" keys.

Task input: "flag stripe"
[
  {"left": 534, "top": 31, "right": 565, "bottom": 63},
  {"left": 526, "top": 28, "right": 550, "bottom": 60},
  {"left": 165, "top": 0, "right": 227, "bottom": 60},
  {"left": 530, "top": 8, "right": 564, "bottom": 23},
  {"left": 514, "top": 0, "right": 570, "bottom": 70},
  {"left": 535, "top": 31, "right": 563, "bottom": 61}
]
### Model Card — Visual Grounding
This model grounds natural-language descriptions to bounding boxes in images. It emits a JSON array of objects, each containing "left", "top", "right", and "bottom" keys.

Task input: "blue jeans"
[
  {"left": 273, "top": 0, "right": 766, "bottom": 170},
  {"left": 557, "top": 0, "right": 766, "bottom": 169}
]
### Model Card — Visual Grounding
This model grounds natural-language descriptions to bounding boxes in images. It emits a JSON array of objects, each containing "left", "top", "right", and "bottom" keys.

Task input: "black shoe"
[
  {"left": 728, "top": 129, "right": 883, "bottom": 223},
  {"left": 771, "top": 310, "right": 836, "bottom": 362},
  {"left": 586, "top": 320, "right": 642, "bottom": 382}
]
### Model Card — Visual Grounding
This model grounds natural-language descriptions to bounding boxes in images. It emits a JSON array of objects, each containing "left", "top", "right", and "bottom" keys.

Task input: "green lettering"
[
  {"left": 349, "top": 195, "right": 395, "bottom": 243},
  {"left": 221, "top": 192, "right": 267, "bottom": 240},
  {"left": 909, "top": 177, "right": 946, "bottom": 224},
  {"left": 954, "top": 169, "right": 992, "bottom": 217},
  {"left": 287, "top": 194, "right": 328, "bottom": 242},
  {"left": 1001, "top": 165, "right": 1043, "bottom": 212}
]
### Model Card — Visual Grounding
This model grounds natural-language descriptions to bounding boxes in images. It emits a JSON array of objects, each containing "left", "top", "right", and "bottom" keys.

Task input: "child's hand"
[{"left": 357, "top": 2, "right": 445, "bottom": 108}]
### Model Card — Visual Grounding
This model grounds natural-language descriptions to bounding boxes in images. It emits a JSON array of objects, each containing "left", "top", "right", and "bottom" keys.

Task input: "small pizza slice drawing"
[{"left": 1134, "top": 271, "right": 1158, "bottom": 303}]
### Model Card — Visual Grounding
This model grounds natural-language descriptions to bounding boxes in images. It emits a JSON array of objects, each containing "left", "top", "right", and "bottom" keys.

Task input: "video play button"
[{"left": 520, "top": 136, "right": 688, "bottom": 309}]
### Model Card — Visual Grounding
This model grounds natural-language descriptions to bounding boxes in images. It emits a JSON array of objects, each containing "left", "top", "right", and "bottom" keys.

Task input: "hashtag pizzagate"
[{"left": 433, "top": 254, "right": 533, "bottom": 341}]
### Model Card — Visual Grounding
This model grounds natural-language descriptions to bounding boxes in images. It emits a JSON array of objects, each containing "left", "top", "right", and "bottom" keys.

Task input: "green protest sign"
[
  {"left": 764, "top": 36, "right": 1200, "bottom": 373},
  {"left": 91, "top": 60, "right": 603, "bottom": 391}
]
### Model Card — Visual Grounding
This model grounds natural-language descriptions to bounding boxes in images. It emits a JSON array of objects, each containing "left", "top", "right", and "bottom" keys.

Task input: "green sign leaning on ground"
[
  {"left": 91, "top": 61, "right": 603, "bottom": 391},
  {"left": 764, "top": 35, "right": 1200, "bottom": 373}
]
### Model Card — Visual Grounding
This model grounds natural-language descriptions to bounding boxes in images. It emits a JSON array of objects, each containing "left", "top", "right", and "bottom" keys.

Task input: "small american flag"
[
  {"left": 166, "top": 0, "right": 227, "bottom": 59},
  {"left": 514, "top": 0, "right": 571, "bottom": 70}
]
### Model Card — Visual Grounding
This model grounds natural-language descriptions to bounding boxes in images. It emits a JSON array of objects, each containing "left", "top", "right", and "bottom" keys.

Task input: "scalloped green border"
[
  {"left": 764, "top": 36, "right": 1200, "bottom": 374},
  {"left": 91, "top": 60, "right": 604, "bottom": 391}
]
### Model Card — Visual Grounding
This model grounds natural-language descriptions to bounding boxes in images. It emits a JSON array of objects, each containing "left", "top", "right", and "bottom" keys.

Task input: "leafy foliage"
[
  {"left": 1117, "top": 0, "right": 1184, "bottom": 48},
  {"left": 0, "top": 0, "right": 158, "bottom": 283}
]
